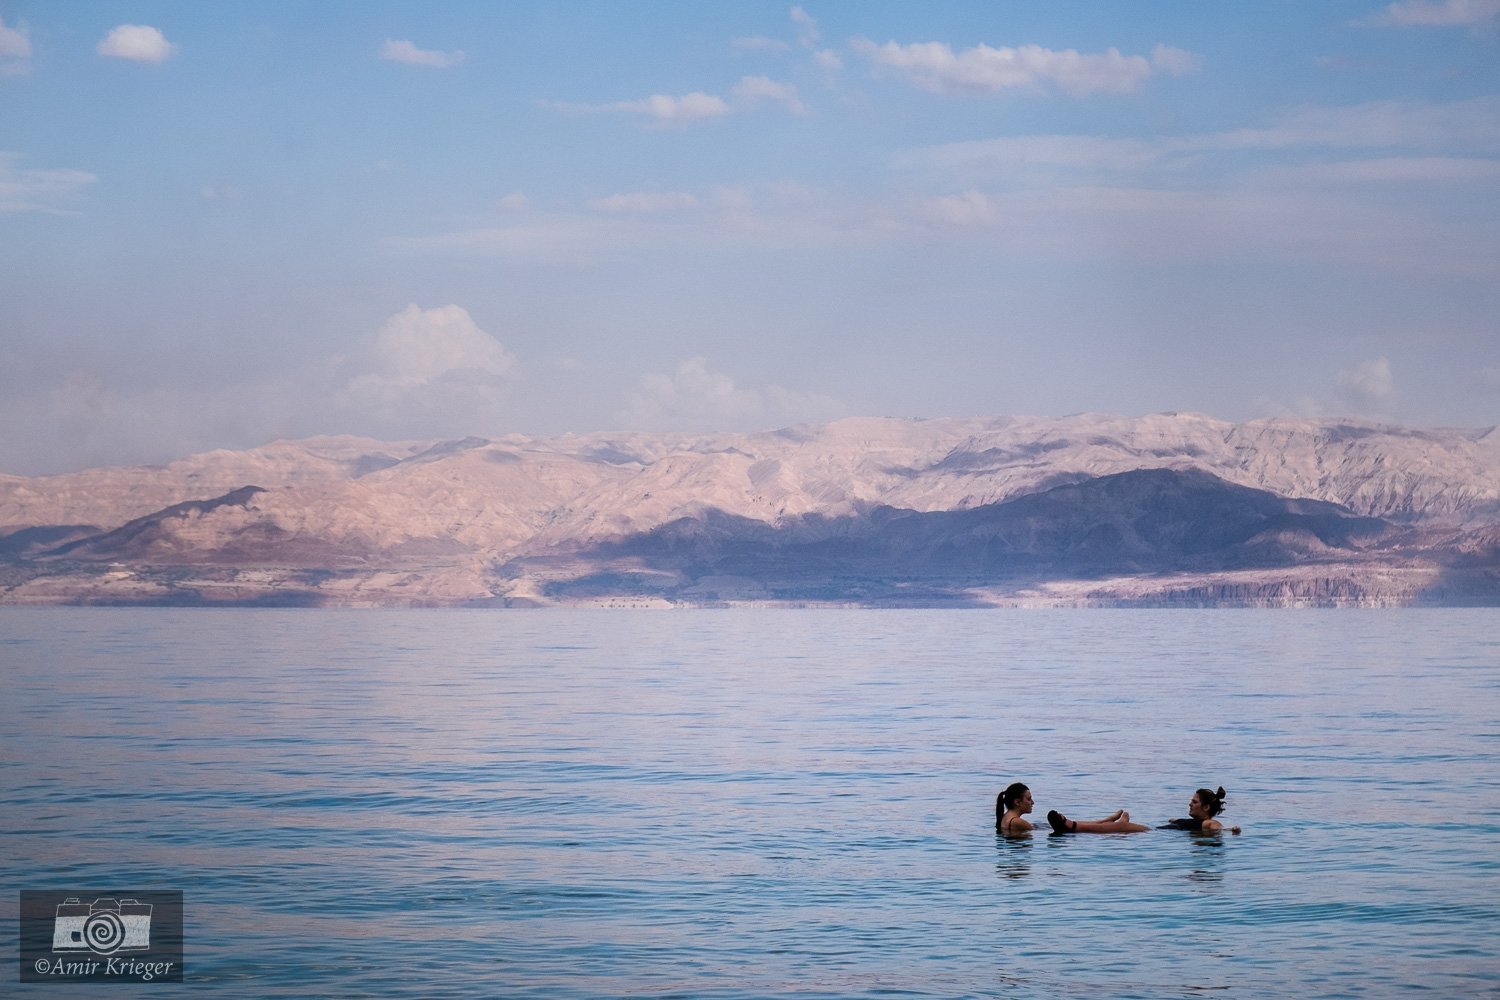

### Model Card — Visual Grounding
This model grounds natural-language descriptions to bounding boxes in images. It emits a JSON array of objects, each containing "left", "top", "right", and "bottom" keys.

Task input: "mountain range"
[{"left": 2, "top": 413, "right": 1497, "bottom": 607}]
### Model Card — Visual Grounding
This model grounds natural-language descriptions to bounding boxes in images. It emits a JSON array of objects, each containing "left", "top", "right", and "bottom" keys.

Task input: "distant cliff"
[{"left": 2, "top": 414, "right": 1497, "bottom": 606}]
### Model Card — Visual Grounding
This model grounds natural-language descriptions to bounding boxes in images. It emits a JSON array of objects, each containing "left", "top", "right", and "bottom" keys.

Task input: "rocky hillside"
[{"left": 2, "top": 413, "right": 1497, "bottom": 606}]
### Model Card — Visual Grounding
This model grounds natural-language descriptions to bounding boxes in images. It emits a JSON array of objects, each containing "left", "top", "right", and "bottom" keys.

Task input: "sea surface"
[{"left": 1, "top": 609, "right": 1497, "bottom": 998}]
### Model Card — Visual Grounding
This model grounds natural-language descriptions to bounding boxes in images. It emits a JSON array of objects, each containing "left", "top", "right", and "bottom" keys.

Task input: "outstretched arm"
[{"left": 1201, "top": 818, "right": 1242, "bottom": 835}]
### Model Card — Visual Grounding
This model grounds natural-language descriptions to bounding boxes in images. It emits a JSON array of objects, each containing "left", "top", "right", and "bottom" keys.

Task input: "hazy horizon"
[
  {"left": 4, "top": 1, "right": 1498, "bottom": 475},
  {"left": 5, "top": 408, "right": 1499, "bottom": 480}
]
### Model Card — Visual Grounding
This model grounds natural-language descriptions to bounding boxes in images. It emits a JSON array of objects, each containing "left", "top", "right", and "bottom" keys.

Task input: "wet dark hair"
[
  {"left": 997, "top": 782, "right": 1029, "bottom": 827},
  {"left": 1196, "top": 786, "right": 1227, "bottom": 817}
]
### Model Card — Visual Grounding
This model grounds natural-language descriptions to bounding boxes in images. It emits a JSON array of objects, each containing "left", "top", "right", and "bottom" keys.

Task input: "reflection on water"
[
  {"left": 995, "top": 828, "right": 1229, "bottom": 886},
  {"left": 994, "top": 833, "right": 1034, "bottom": 879},
  {"left": 1184, "top": 835, "right": 1228, "bottom": 884},
  {"left": 1, "top": 608, "right": 1498, "bottom": 999}
]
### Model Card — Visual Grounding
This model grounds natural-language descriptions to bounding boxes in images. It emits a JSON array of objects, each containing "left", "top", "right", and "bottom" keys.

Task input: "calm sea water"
[{"left": 1, "top": 609, "right": 1497, "bottom": 998}]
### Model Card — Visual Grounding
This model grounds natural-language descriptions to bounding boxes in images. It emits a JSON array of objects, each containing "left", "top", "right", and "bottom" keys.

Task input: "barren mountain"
[{"left": 2, "top": 413, "right": 1497, "bottom": 606}]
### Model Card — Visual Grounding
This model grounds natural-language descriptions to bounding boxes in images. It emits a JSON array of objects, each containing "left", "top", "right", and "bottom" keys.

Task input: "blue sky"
[{"left": 2, "top": 1, "right": 1498, "bottom": 474}]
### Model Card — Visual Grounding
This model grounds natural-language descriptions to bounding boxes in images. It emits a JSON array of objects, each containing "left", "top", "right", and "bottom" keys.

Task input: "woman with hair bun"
[{"left": 1159, "top": 786, "right": 1241, "bottom": 835}]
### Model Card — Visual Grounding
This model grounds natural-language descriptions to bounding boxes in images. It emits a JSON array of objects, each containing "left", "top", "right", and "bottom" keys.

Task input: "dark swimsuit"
[{"left": 1158, "top": 817, "right": 1204, "bottom": 831}]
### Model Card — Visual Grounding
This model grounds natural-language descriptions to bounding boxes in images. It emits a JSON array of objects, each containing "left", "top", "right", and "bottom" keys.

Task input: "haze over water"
[{"left": 2, "top": 608, "right": 1497, "bottom": 997}]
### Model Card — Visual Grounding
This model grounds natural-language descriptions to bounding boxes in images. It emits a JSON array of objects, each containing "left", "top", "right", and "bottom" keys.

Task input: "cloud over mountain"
[
  {"left": 336, "top": 304, "right": 518, "bottom": 438},
  {"left": 1338, "top": 358, "right": 1396, "bottom": 407},
  {"left": 618, "top": 357, "right": 845, "bottom": 432}
]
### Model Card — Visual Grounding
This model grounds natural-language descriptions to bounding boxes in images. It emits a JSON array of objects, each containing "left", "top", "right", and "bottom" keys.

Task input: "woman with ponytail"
[
  {"left": 1159, "top": 786, "right": 1241, "bottom": 834},
  {"left": 996, "top": 782, "right": 1034, "bottom": 835}
]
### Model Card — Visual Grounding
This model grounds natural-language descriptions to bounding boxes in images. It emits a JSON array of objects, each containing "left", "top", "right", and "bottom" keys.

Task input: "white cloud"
[
  {"left": 1150, "top": 44, "right": 1202, "bottom": 76},
  {"left": 552, "top": 78, "right": 805, "bottom": 126},
  {"left": 894, "top": 98, "right": 1500, "bottom": 189},
  {"left": 354, "top": 304, "right": 515, "bottom": 390},
  {"left": 1370, "top": 0, "right": 1500, "bottom": 26},
  {"left": 732, "top": 75, "right": 808, "bottom": 114},
  {"left": 1208, "top": 97, "right": 1500, "bottom": 152},
  {"left": 790, "top": 6, "right": 820, "bottom": 48},
  {"left": 1260, "top": 156, "right": 1500, "bottom": 185},
  {"left": 497, "top": 191, "right": 530, "bottom": 212},
  {"left": 0, "top": 153, "right": 98, "bottom": 213},
  {"left": 97, "top": 24, "right": 176, "bottom": 63},
  {"left": 398, "top": 178, "right": 1498, "bottom": 279},
  {"left": 0, "top": 16, "right": 31, "bottom": 64},
  {"left": 590, "top": 191, "right": 699, "bottom": 214},
  {"left": 619, "top": 357, "right": 844, "bottom": 432},
  {"left": 380, "top": 39, "right": 464, "bottom": 68},
  {"left": 852, "top": 38, "right": 1192, "bottom": 97},
  {"left": 708, "top": 185, "right": 756, "bottom": 212},
  {"left": 393, "top": 94, "right": 1500, "bottom": 280},
  {"left": 1338, "top": 358, "right": 1396, "bottom": 405},
  {"left": 0, "top": 306, "right": 525, "bottom": 472},
  {"left": 815, "top": 49, "right": 844, "bottom": 72},
  {"left": 918, "top": 190, "right": 1000, "bottom": 227},
  {"left": 388, "top": 181, "right": 870, "bottom": 261},
  {"left": 608, "top": 91, "right": 731, "bottom": 124},
  {"left": 335, "top": 305, "right": 519, "bottom": 439},
  {"left": 893, "top": 134, "right": 1169, "bottom": 183}
]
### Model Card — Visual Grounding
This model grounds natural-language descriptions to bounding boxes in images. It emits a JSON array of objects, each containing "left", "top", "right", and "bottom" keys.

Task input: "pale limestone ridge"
[
  {"left": 4, "top": 414, "right": 1498, "bottom": 543},
  {"left": 2, "top": 413, "right": 1497, "bottom": 607}
]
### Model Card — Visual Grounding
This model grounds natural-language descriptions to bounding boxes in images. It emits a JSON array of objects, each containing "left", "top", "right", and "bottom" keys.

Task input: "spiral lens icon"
[{"left": 83, "top": 911, "right": 126, "bottom": 954}]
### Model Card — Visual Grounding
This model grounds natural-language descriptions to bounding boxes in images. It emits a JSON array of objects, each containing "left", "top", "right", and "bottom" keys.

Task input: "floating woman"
[
  {"left": 997, "top": 781, "right": 1148, "bottom": 834},
  {"left": 1045, "top": 806, "right": 1150, "bottom": 834},
  {"left": 1158, "top": 786, "right": 1241, "bottom": 835}
]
